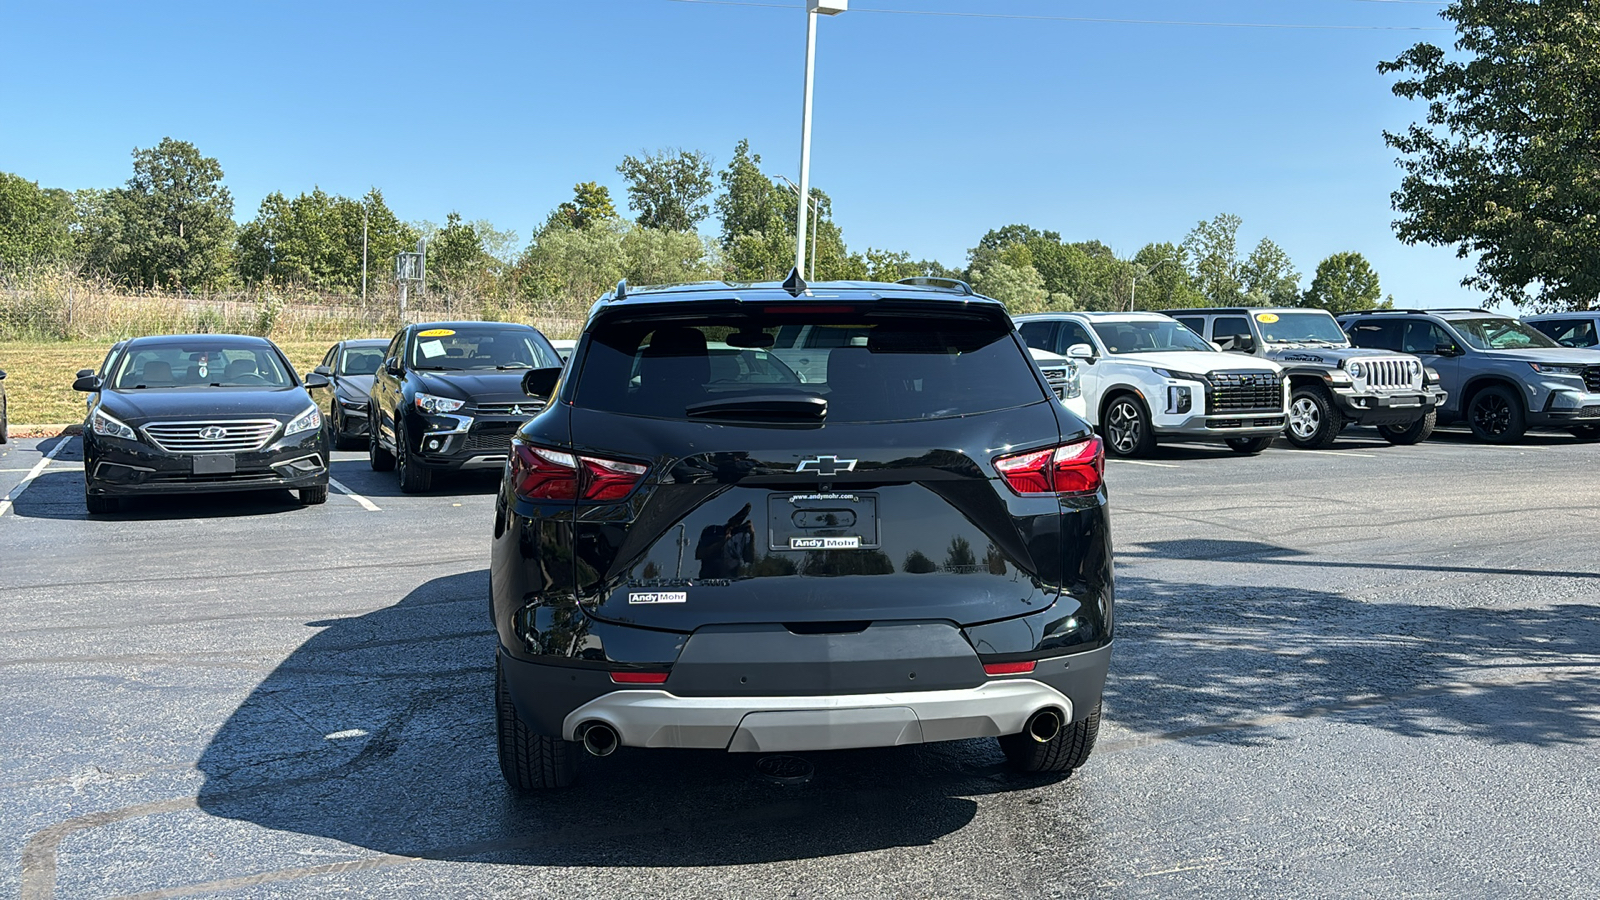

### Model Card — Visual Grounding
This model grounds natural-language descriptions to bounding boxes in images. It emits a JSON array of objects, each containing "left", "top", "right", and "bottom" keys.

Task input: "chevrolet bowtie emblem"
[{"left": 796, "top": 455, "right": 857, "bottom": 477}]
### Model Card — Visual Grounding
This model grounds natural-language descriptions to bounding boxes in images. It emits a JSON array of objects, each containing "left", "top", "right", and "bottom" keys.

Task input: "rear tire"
[
  {"left": 329, "top": 408, "right": 355, "bottom": 450},
  {"left": 1466, "top": 384, "right": 1526, "bottom": 443},
  {"left": 1001, "top": 701, "right": 1101, "bottom": 774},
  {"left": 1380, "top": 410, "right": 1437, "bottom": 445},
  {"left": 369, "top": 420, "right": 395, "bottom": 472},
  {"left": 1285, "top": 386, "right": 1343, "bottom": 449},
  {"left": 397, "top": 439, "right": 432, "bottom": 493},
  {"left": 299, "top": 484, "right": 329, "bottom": 505},
  {"left": 1100, "top": 394, "right": 1155, "bottom": 458},
  {"left": 496, "top": 655, "right": 580, "bottom": 790},
  {"left": 1226, "top": 436, "right": 1274, "bottom": 455}
]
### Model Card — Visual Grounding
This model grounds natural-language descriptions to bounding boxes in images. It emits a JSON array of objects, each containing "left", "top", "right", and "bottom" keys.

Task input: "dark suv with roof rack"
[
  {"left": 491, "top": 275, "right": 1112, "bottom": 789},
  {"left": 1339, "top": 308, "right": 1600, "bottom": 442},
  {"left": 368, "top": 322, "right": 564, "bottom": 492},
  {"left": 1165, "top": 307, "right": 1445, "bottom": 448}
]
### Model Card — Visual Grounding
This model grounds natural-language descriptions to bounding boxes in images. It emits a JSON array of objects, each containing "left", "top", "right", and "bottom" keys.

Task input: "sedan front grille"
[
  {"left": 142, "top": 420, "right": 280, "bottom": 454},
  {"left": 476, "top": 401, "right": 545, "bottom": 417},
  {"left": 1357, "top": 357, "right": 1422, "bottom": 391},
  {"left": 1585, "top": 366, "right": 1600, "bottom": 393},
  {"left": 1209, "top": 371, "right": 1282, "bottom": 412}
]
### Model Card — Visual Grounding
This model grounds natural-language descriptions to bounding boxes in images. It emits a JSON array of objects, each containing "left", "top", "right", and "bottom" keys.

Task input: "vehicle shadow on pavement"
[
  {"left": 12, "top": 469, "right": 313, "bottom": 521},
  {"left": 1107, "top": 538, "right": 1600, "bottom": 748},
  {"left": 326, "top": 458, "right": 501, "bottom": 500},
  {"left": 195, "top": 571, "right": 1071, "bottom": 866}
]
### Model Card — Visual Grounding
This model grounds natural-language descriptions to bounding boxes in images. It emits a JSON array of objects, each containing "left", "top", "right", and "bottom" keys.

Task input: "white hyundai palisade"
[{"left": 1016, "top": 311, "right": 1288, "bottom": 458}]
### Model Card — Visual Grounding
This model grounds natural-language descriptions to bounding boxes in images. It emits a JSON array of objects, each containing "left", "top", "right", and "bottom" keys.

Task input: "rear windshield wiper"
[{"left": 685, "top": 394, "right": 828, "bottom": 421}]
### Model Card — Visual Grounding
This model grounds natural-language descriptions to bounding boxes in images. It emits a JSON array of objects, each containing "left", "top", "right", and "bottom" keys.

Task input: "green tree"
[
  {"left": 617, "top": 148, "right": 715, "bottom": 232},
  {"left": 970, "top": 260, "right": 1051, "bottom": 313},
  {"left": 1302, "top": 252, "right": 1389, "bottom": 314},
  {"left": 116, "top": 138, "right": 236, "bottom": 289},
  {"left": 1182, "top": 214, "right": 1245, "bottom": 305},
  {"left": 551, "top": 182, "right": 618, "bottom": 231},
  {"left": 1131, "top": 242, "right": 1204, "bottom": 309},
  {"left": 237, "top": 187, "right": 416, "bottom": 292},
  {"left": 0, "top": 172, "right": 74, "bottom": 270},
  {"left": 428, "top": 212, "right": 494, "bottom": 288},
  {"left": 1240, "top": 238, "right": 1301, "bottom": 306},
  {"left": 714, "top": 139, "right": 859, "bottom": 281},
  {"left": 1380, "top": 0, "right": 1600, "bottom": 309}
]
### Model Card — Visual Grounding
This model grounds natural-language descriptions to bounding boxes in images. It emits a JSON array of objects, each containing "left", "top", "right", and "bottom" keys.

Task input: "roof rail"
[
  {"left": 896, "top": 276, "right": 974, "bottom": 296},
  {"left": 1343, "top": 307, "right": 1493, "bottom": 316}
]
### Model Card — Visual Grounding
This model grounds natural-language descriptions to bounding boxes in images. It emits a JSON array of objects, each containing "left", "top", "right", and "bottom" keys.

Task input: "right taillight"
[
  {"left": 994, "top": 436, "right": 1104, "bottom": 496},
  {"left": 510, "top": 444, "right": 647, "bottom": 501}
]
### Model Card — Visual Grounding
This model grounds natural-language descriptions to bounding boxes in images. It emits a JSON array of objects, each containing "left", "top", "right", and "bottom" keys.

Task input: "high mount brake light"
[
  {"left": 510, "top": 444, "right": 647, "bottom": 502},
  {"left": 993, "top": 436, "right": 1105, "bottom": 496},
  {"left": 759, "top": 305, "right": 858, "bottom": 314}
]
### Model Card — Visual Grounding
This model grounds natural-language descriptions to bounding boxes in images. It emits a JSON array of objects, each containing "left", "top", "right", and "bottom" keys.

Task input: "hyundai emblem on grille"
[
  {"left": 199, "top": 426, "right": 228, "bottom": 440},
  {"left": 796, "top": 455, "right": 857, "bottom": 476}
]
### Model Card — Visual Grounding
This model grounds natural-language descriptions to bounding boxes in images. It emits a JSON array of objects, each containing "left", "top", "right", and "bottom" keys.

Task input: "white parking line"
[
  {"left": 0, "top": 437, "right": 73, "bottom": 518},
  {"left": 1285, "top": 449, "right": 1379, "bottom": 459},
  {"left": 328, "top": 477, "right": 381, "bottom": 512},
  {"left": 1111, "top": 460, "right": 1181, "bottom": 469}
]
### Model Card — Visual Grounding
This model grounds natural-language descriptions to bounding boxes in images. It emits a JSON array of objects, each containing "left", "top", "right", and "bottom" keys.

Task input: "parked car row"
[{"left": 47, "top": 275, "right": 1598, "bottom": 796}]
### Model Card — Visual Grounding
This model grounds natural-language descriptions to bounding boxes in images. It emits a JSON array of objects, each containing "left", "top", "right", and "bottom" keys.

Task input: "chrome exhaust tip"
[
  {"left": 579, "top": 722, "right": 620, "bottom": 757},
  {"left": 1025, "top": 708, "right": 1063, "bottom": 743}
]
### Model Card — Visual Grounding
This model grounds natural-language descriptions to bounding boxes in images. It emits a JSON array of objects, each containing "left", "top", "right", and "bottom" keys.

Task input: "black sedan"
[
  {"left": 74, "top": 334, "right": 332, "bottom": 514},
  {"left": 311, "top": 338, "right": 388, "bottom": 448}
]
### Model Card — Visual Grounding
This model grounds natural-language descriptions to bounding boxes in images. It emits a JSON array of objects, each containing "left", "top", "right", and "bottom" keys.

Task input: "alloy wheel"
[
  {"left": 1288, "top": 397, "right": 1322, "bottom": 440},
  {"left": 1472, "top": 394, "right": 1511, "bottom": 435},
  {"left": 1106, "top": 401, "right": 1142, "bottom": 455}
]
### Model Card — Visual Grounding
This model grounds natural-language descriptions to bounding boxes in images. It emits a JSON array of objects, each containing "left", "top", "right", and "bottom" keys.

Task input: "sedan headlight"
[
  {"left": 285, "top": 405, "right": 323, "bottom": 436},
  {"left": 90, "top": 409, "right": 137, "bottom": 441},
  {"left": 1529, "top": 362, "right": 1585, "bottom": 376},
  {"left": 415, "top": 392, "right": 466, "bottom": 414}
]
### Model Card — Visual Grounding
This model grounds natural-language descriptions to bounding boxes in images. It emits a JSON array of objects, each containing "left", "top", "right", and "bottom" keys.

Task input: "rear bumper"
[{"left": 499, "top": 641, "right": 1112, "bottom": 753}]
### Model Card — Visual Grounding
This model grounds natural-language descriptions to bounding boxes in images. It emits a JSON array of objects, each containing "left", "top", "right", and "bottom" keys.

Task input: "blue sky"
[{"left": 0, "top": 0, "right": 1482, "bottom": 307}]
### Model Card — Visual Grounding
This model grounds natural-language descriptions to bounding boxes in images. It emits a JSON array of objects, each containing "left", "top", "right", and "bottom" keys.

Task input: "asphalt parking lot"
[{"left": 2, "top": 428, "right": 1598, "bottom": 899}]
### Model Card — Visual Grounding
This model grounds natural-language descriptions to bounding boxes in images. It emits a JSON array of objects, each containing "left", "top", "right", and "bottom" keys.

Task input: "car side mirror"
[
  {"left": 313, "top": 365, "right": 332, "bottom": 376},
  {"left": 521, "top": 366, "right": 562, "bottom": 398},
  {"left": 72, "top": 374, "right": 100, "bottom": 392},
  {"left": 1065, "top": 343, "right": 1095, "bottom": 361},
  {"left": 304, "top": 372, "right": 331, "bottom": 389},
  {"left": 75, "top": 368, "right": 93, "bottom": 379},
  {"left": 1235, "top": 337, "right": 1256, "bottom": 353},
  {"left": 1434, "top": 343, "right": 1460, "bottom": 357},
  {"left": 385, "top": 356, "right": 402, "bottom": 376},
  {"left": 1208, "top": 341, "right": 1223, "bottom": 352}
]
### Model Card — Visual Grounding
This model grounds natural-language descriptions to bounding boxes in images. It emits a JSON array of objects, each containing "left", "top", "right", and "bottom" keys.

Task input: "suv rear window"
[{"left": 573, "top": 310, "right": 1046, "bottom": 423}]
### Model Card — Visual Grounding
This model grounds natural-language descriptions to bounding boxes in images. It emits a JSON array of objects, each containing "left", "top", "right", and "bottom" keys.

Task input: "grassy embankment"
[{"left": 0, "top": 341, "right": 348, "bottom": 427}]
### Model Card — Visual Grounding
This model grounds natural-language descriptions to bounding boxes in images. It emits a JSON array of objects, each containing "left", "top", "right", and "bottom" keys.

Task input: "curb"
[{"left": 9, "top": 424, "right": 83, "bottom": 439}]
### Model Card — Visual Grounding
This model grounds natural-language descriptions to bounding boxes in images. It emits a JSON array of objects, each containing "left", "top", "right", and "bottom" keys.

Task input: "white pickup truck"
[{"left": 1015, "top": 311, "right": 1288, "bottom": 458}]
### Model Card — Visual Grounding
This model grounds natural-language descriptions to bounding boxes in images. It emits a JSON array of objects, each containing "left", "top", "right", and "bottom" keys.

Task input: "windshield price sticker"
[
  {"left": 1255, "top": 313, "right": 1281, "bottom": 324},
  {"left": 790, "top": 536, "right": 861, "bottom": 550},
  {"left": 418, "top": 328, "right": 456, "bottom": 337},
  {"left": 420, "top": 340, "right": 446, "bottom": 358},
  {"left": 628, "top": 591, "right": 687, "bottom": 605}
]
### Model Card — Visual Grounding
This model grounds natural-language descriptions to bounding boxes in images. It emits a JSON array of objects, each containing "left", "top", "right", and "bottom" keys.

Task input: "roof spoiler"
[{"left": 896, "top": 276, "right": 973, "bottom": 296}]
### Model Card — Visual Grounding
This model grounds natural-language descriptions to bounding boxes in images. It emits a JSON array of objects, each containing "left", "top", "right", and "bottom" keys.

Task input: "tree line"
[{"left": 2, "top": 136, "right": 1391, "bottom": 315}]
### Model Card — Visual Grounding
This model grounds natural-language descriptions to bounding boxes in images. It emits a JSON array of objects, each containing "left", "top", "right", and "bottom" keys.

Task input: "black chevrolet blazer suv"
[
  {"left": 491, "top": 278, "right": 1114, "bottom": 789},
  {"left": 368, "top": 321, "right": 563, "bottom": 492}
]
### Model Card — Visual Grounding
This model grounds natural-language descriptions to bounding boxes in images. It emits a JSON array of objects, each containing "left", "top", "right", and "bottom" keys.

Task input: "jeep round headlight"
[{"left": 1347, "top": 362, "right": 1366, "bottom": 379}]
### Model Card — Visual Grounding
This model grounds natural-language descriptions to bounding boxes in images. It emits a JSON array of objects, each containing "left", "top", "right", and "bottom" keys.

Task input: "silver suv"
[{"left": 1340, "top": 309, "right": 1600, "bottom": 442}]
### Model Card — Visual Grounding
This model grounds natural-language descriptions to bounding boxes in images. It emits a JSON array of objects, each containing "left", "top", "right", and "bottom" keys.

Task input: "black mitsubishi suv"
[
  {"left": 368, "top": 321, "right": 563, "bottom": 492},
  {"left": 491, "top": 277, "right": 1113, "bottom": 789}
]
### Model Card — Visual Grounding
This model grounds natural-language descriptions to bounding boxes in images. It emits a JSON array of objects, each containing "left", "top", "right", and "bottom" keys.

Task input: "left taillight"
[
  {"left": 993, "top": 436, "right": 1104, "bottom": 496},
  {"left": 510, "top": 443, "right": 648, "bottom": 502}
]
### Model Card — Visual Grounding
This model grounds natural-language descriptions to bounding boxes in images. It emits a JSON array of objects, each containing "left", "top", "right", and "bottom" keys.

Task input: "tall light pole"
[
  {"left": 796, "top": 0, "right": 846, "bottom": 276},
  {"left": 778, "top": 174, "right": 820, "bottom": 280}
]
